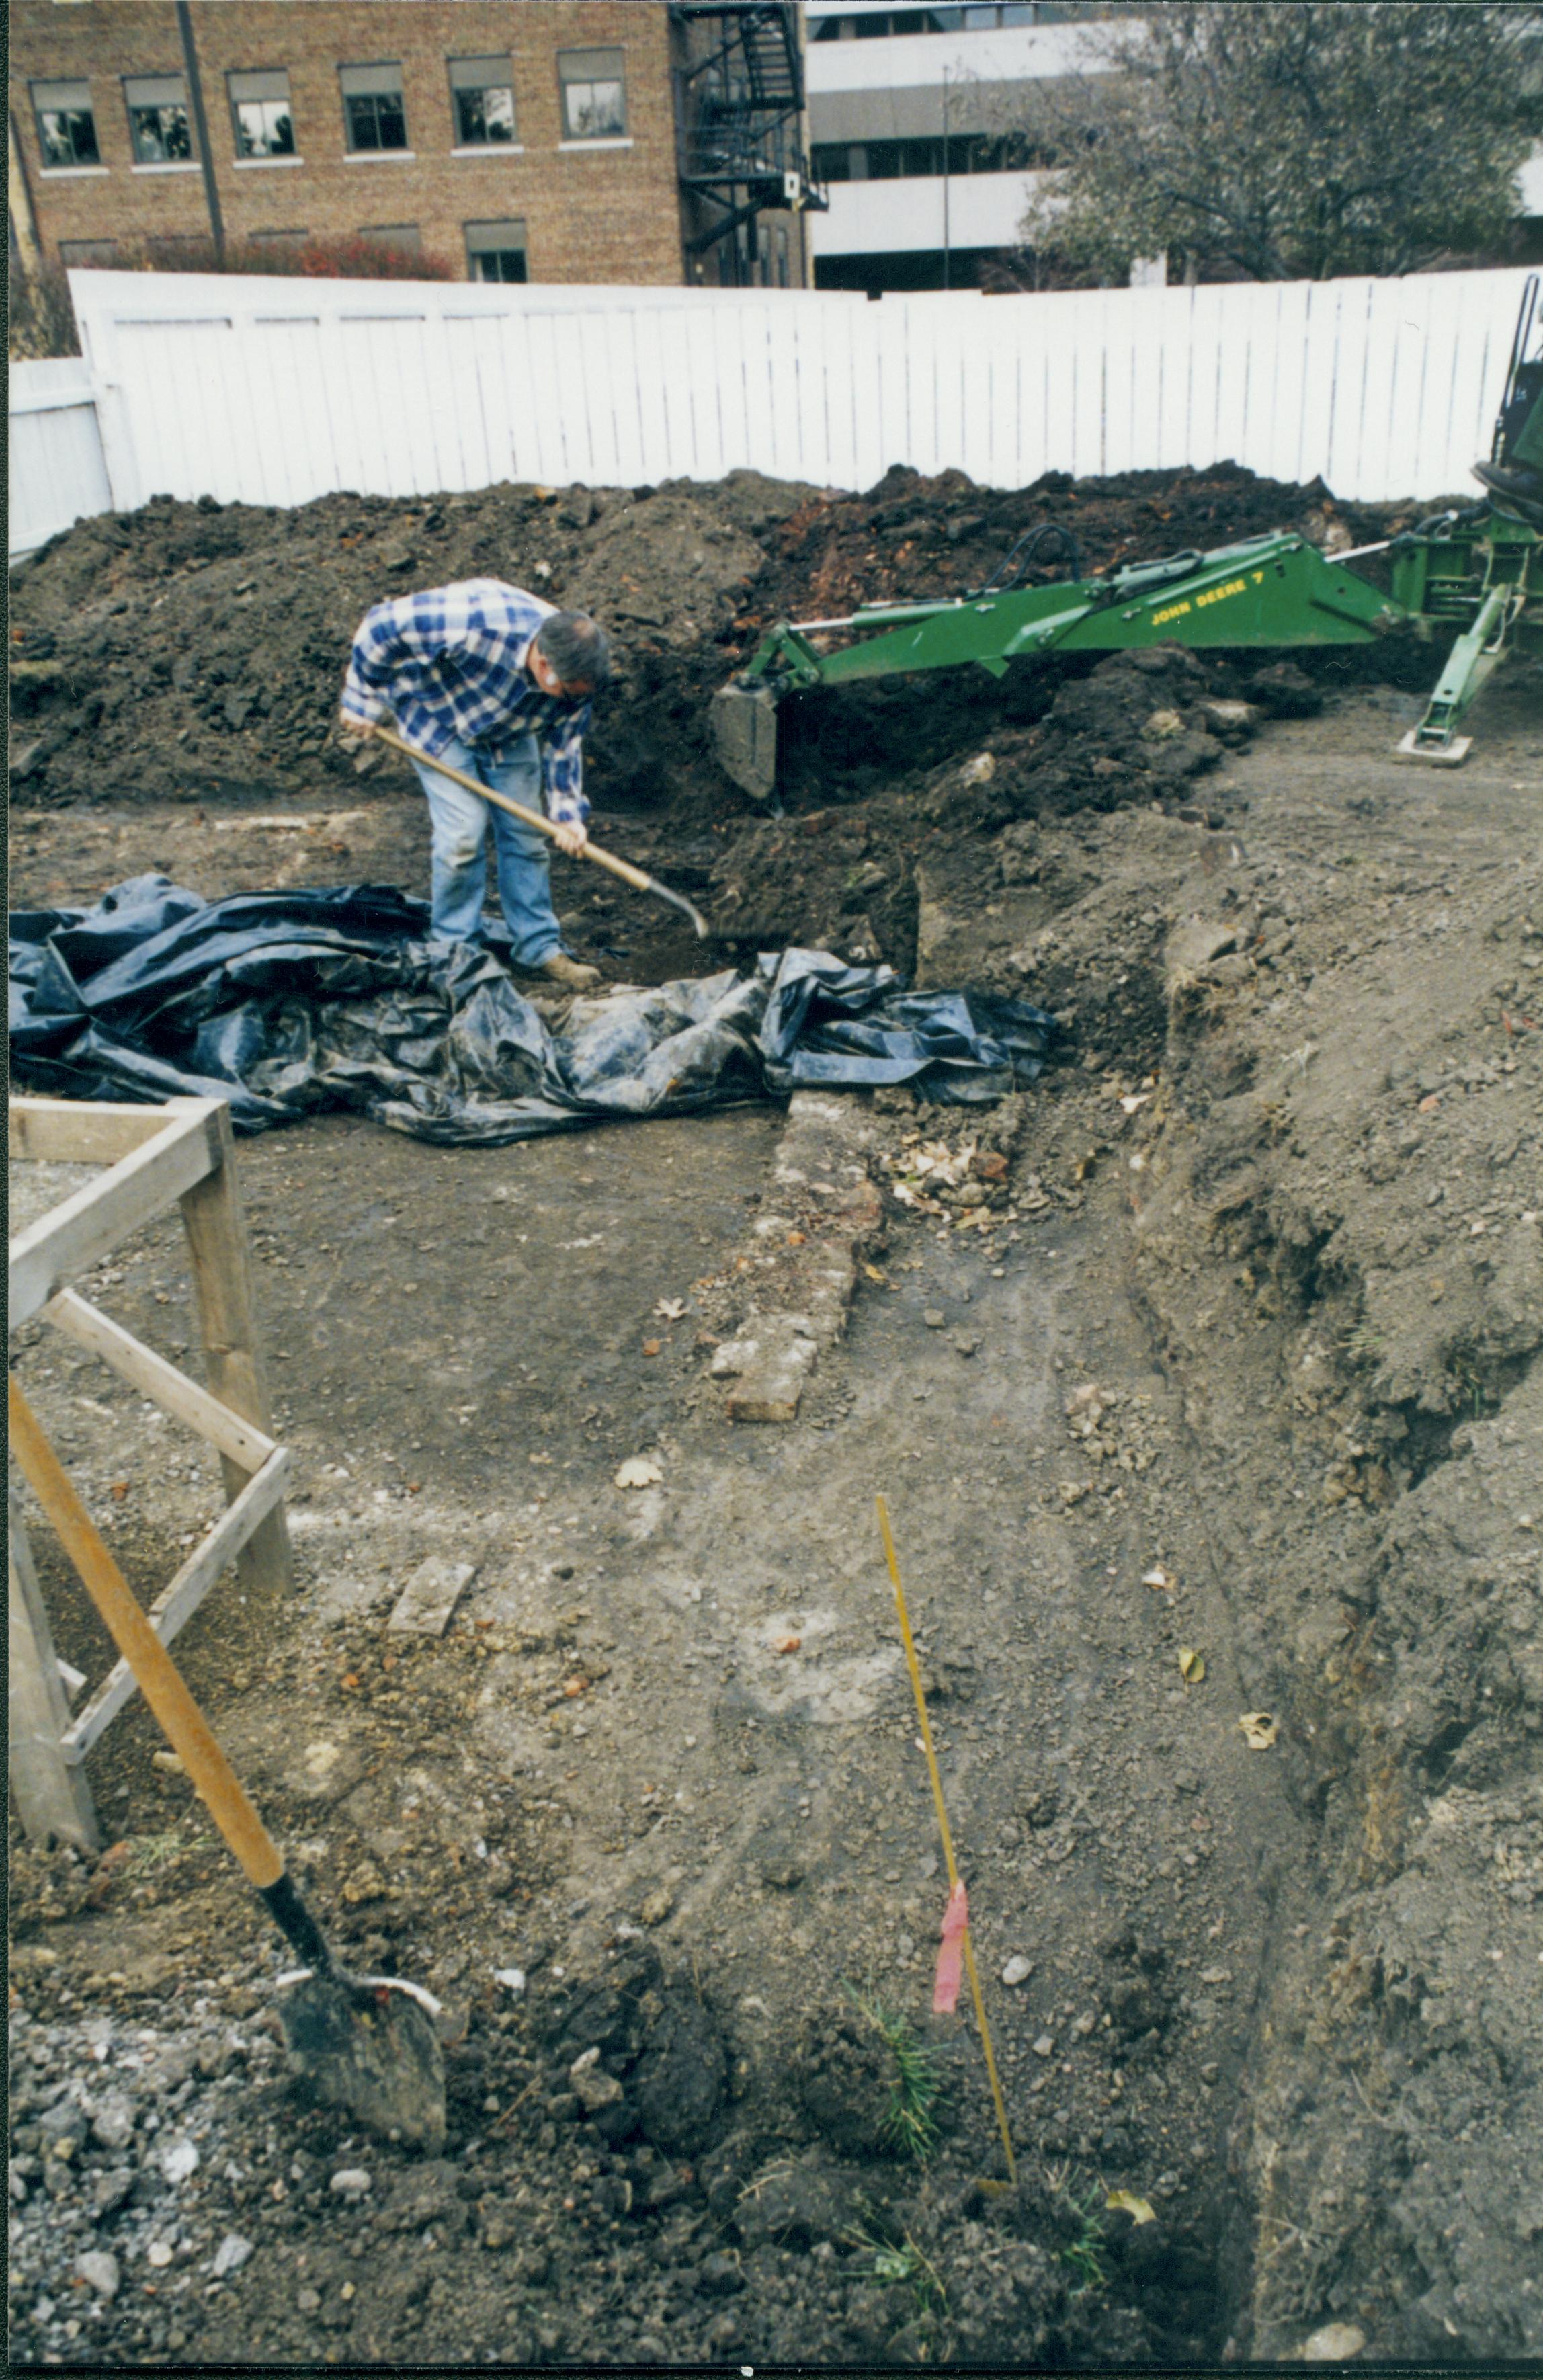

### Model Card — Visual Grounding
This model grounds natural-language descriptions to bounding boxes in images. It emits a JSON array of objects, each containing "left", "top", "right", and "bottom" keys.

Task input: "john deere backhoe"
[{"left": 714, "top": 278, "right": 1542, "bottom": 804}]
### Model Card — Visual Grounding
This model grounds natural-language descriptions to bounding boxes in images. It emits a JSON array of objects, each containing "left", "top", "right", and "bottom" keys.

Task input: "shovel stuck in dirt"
[{"left": 8, "top": 1377, "right": 447, "bottom": 2151}]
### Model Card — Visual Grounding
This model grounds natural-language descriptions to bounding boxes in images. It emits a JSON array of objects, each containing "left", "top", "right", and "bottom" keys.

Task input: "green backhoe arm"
[
  {"left": 714, "top": 533, "right": 1407, "bottom": 800},
  {"left": 739, "top": 533, "right": 1405, "bottom": 692}
]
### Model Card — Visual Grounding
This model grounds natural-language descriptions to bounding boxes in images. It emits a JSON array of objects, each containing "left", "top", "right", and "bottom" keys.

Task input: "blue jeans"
[{"left": 413, "top": 733, "right": 562, "bottom": 967}]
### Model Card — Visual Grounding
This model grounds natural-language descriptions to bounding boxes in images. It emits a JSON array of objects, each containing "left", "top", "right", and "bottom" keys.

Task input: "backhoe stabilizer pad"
[
  {"left": 713, "top": 681, "right": 781, "bottom": 805},
  {"left": 1395, "top": 729, "right": 1472, "bottom": 767}
]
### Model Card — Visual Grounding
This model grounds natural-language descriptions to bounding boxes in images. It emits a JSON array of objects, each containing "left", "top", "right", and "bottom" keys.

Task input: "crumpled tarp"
[{"left": 9, "top": 876, "right": 1057, "bottom": 1146}]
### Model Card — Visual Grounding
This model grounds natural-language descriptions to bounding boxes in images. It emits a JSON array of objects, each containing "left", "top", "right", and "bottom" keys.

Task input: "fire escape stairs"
[{"left": 671, "top": 1, "right": 827, "bottom": 256}]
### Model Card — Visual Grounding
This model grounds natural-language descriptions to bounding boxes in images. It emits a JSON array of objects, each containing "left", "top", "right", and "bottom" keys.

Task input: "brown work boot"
[{"left": 536, "top": 952, "right": 602, "bottom": 992}]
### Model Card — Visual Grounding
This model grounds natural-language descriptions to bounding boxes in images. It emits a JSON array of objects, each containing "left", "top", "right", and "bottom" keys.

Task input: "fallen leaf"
[
  {"left": 1119, "top": 1092, "right": 1152, "bottom": 1115},
  {"left": 1418, "top": 1092, "right": 1442, "bottom": 1113},
  {"left": 1142, "top": 1564, "right": 1176, "bottom": 1592},
  {"left": 1238, "top": 1711, "right": 1279, "bottom": 1748},
  {"left": 772, "top": 1634, "right": 802, "bottom": 1655},
  {"left": 863, "top": 1263, "right": 888, "bottom": 1284},
  {"left": 614, "top": 1456, "right": 663, "bottom": 1490},
  {"left": 109, "top": 1480, "right": 130, "bottom": 1500},
  {"left": 642, "top": 1338, "right": 663, "bottom": 1357},
  {"left": 655, "top": 1297, "right": 687, "bottom": 1320},
  {"left": 786, "top": 1231, "right": 806, "bottom": 1246},
  {"left": 1106, "top": 2190, "right": 1156, "bottom": 2225},
  {"left": 1178, "top": 1647, "right": 1206, "bottom": 1684}
]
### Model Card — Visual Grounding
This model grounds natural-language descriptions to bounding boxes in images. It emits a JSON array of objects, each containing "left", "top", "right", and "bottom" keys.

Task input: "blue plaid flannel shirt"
[{"left": 341, "top": 580, "right": 591, "bottom": 827}]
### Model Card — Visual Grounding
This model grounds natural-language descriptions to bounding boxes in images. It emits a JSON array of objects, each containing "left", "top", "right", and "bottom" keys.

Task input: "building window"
[
  {"left": 558, "top": 48, "right": 626, "bottom": 141},
  {"left": 813, "top": 5, "right": 1042, "bottom": 33},
  {"left": 339, "top": 64, "right": 408, "bottom": 153},
  {"left": 465, "top": 218, "right": 528, "bottom": 282},
  {"left": 59, "top": 238, "right": 117, "bottom": 267},
  {"left": 449, "top": 55, "right": 515, "bottom": 146},
  {"left": 228, "top": 70, "right": 295, "bottom": 159},
  {"left": 358, "top": 224, "right": 421, "bottom": 257},
  {"left": 32, "top": 79, "right": 100, "bottom": 168},
  {"left": 813, "top": 133, "right": 1047, "bottom": 180},
  {"left": 124, "top": 75, "right": 193, "bottom": 164}
]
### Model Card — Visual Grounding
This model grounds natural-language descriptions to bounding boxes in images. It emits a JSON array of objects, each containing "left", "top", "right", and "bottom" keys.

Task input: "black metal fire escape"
[{"left": 671, "top": 2, "right": 827, "bottom": 274}]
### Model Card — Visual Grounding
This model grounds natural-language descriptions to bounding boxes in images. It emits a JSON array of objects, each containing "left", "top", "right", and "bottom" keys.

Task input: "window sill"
[
  {"left": 232, "top": 153, "right": 304, "bottom": 170},
  {"left": 558, "top": 136, "right": 632, "bottom": 153},
  {"left": 452, "top": 144, "right": 525, "bottom": 158},
  {"left": 39, "top": 164, "right": 110, "bottom": 179},
  {"left": 344, "top": 148, "right": 416, "bottom": 164},
  {"left": 131, "top": 161, "right": 202, "bottom": 175}
]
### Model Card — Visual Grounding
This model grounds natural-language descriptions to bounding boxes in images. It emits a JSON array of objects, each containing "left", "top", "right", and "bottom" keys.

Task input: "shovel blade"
[
  {"left": 279, "top": 1975, "right": 446, "bottom": 2151},
  {"left": 712, "top": 681, "right": 780, "bottom": 805}
]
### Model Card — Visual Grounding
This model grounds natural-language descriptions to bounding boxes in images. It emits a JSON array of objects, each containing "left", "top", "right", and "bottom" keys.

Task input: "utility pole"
[
  {"left": 941, "top": 67, "right": 950, "bottom": 292},
  {"left": 176, "top": 1, "right": 225, "bottom": 262}
]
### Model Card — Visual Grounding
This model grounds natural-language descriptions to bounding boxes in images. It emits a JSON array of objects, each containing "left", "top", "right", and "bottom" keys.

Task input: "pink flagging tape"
[{"left": 933, "top": 1877, "right": 969, "bottom": 2014}]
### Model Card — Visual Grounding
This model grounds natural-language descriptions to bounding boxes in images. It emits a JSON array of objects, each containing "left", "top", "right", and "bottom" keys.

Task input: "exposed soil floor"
[{"left": 8, "top": 468, "right": 1543, "bottom": 2369}]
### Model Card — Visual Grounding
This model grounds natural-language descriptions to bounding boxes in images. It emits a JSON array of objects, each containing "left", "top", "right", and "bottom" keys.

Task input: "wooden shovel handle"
[
  {"left": 8, "top": 1375, "right": 284, "bottom": 1891},
  {"left": 369, "top": 723, "right": 653, "bottom": 895}
]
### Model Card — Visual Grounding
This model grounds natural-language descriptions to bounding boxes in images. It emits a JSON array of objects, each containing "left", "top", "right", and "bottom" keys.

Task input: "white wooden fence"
[
  {"left": 9, "top": 263, "right": 1531, "bottom": 558},
  {"left": 9, "top": 357, "right": 114, "bottom": 561}
]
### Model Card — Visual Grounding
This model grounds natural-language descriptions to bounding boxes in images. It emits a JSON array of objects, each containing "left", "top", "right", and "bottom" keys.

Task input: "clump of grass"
[
  {"left": 843, "top": 1982, "right": 942, "bottom": 2160},
  {"left": 127, "top": 1830, "right": 184, "bottom": 1875},
  {"left": 1050, "top": 2171, "right": 1109, "bottom": 2295},
  {"left": 847, "top": 2207, "right": 948, "bottom": 2314}
]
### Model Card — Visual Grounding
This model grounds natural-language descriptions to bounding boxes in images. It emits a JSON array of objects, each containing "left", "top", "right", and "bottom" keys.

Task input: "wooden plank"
[
  {"left": 9, "top": 1096, "right": 206, "bottom": 1167},
  {"left": 44, "top": 1288, "right": 277, "bottom": 1473},
  {"left": 60, "top": 1445, "right": 292, "bottom": 1762},
  {"left": 9, "top": 1102, "right": 222, "bottom": 1330},
  {"left": 177, "top": 1106, "right": 292, "bottom": 1600},
  {"left": 8, "top": 1489, "right": 99, "bottom": 1849},
  {"left": 388, "top": 1556, "right": 478, "bottom": 1639}
]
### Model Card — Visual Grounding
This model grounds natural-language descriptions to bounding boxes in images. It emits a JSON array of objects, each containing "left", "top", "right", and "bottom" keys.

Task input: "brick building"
[{"left": 8, "top": 0, "right": 823, "bottom": 289}]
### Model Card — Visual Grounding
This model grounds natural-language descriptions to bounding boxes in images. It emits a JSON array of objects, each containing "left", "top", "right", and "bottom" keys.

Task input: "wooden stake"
[
  {"left": 876, "top": 1493, "right": 1017, "bottom": 2187},
  {"left": 7, "top": 1488, "right": 99, "bottom": 1850},
  {"left": 177, "top": 1104, "right": 291, "bottom": 1601}
]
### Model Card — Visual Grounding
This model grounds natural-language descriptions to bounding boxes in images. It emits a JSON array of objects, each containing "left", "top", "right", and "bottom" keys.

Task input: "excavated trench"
[{"left": 8, "top": 467, "right": 1542, "bottom": 2367}]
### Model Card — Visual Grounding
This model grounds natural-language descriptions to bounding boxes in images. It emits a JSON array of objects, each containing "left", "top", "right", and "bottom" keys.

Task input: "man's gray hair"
[{"left": 534, "top": 610, "right": 611, "bottom": 691}]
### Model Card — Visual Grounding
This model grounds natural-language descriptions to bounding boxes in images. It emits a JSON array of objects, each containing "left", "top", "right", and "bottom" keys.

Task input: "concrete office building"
[{"left": 804, "top": 1, "right": 1125, "bottom": 294}]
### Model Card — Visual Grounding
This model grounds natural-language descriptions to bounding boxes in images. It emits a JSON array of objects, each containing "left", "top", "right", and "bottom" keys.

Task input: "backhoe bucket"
[{"left": 712, "top": 681, "right": 780, "bottom": 805}]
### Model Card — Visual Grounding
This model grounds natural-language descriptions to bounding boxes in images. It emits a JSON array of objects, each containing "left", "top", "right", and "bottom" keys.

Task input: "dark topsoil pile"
[
  {"left": 5, "top": 450, "right": 1409, "bottom": 833},
  {"left": 8, "top": 458, "right": 1425, "bottom": 990}
]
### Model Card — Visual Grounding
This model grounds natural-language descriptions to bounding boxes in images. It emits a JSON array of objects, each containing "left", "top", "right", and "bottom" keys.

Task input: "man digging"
[{"left": 341, "top": 579, "right": 610, "bottom": 989}]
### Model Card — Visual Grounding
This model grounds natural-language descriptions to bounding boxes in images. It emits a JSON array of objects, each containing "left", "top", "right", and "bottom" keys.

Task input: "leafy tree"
[{"left": 1014, "top": 2, "right": 1542, "bottom": 284}]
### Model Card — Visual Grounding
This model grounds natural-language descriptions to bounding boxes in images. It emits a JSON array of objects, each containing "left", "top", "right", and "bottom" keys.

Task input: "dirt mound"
[
  {"left": 748, "top": 456, "right": 1392, "bottom": 630},
  {"left": 8, "top": 456, "right": 1409, "bottom": 836}
]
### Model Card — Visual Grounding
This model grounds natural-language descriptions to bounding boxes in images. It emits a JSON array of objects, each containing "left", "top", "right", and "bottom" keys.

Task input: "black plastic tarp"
[{"left": 9, "top": 877, "right": 1056, "bottom": 1145}]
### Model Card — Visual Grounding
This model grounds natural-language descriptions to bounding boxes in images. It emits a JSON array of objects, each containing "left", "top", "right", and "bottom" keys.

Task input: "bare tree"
[{"left": 1013, "top": 2, "right": 1542, "bottom": 285}]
